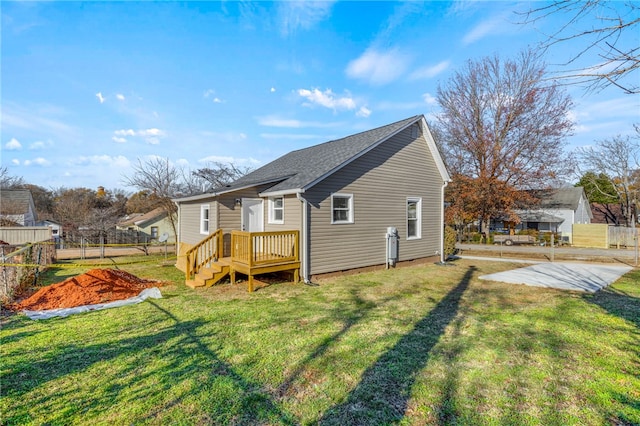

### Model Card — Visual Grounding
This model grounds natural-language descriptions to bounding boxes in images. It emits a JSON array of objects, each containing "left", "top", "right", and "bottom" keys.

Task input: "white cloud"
[
  {"left": 462, "top": 13, "right": 511, "bottom": 45},
  {"left": 176, "top": 158, "right": 190, "bottom": 167},
  {"left": 356, "top": 106, "right": 371, "bottom": 118},
  {"left": 11, "top": 159, "right": 20, "bottom": 165},
  {"left": 278, "top": 1, "right": 335, "bottom": 36},
  {"left": 116, "top": 93, "right": 125, "bottom": 101},
  {"left": 5, "top": 138, "right": 22, "bottom": 150},
  {"left": 198, "top": 155, "right": 260, "bottom": 165},
  {"left": 260, "top": 133, "right": 323, "bottom": 140},
  {"left": 346, "top": 48, "right": 411, "bottom": 85},
  {"left": 24, "top": 157, "right": 51, "bottom": 167},
  {"left": 113, "top": 128, "right": 166, "bottom": 144},
  {"left": 257, "top": 115, "right": 344, "bottom": 128},
  {"left": 297, "top": 88, "right": 356, "bottom": 111},
  {"left": 410, "top": 60, "right": 451, "bottom": 80},
  {"left": 422, "top": 93, "right": 437, "bottom": 105},
  {"left": 270, "top": 87, "right": 276, "bottom": 93},
  {"left": 203, "top": 89, "right": 215, "bottom": 98},
  {"left": 213, "top": 97, "right": 223, "bottom": 103},
  {"left": 71, "top": 155, "right": 130, "bottom": 168},
  {"left": 28, "top": 140, "right": 53, "bottom": 150},
  {"left": 96, "top": 92, "right": 105, "bottom": 103},
  {"left": 114, "top": 129, "right": 136, "bottom": 136}
]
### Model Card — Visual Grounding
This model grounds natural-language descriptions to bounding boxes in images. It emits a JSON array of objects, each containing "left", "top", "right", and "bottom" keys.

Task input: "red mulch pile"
[{"left": 9, "top": 268, "right": 160, "bottom": 311}]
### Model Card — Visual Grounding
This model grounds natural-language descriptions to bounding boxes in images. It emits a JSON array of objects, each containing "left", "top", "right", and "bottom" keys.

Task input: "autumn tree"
[
  {"left": 521, "top": 1, "right": 640, "bottom": 94},
  {"left": 577, "top": 133, "right": 640, "bottom": 226},
  {"left": 125, "top": 190, "right": 164, "bottom": 214},
  {"left": 436, "top": 49, "right": 574, "bottom": 240}
]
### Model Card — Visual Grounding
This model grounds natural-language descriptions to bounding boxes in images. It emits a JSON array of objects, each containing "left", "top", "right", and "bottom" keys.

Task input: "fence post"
[
  {"left": 550, "top": 233, "right": 555, "bottom": 263},
  {"left": 635, "top": 229, "right": 638, "bottom": 267}
]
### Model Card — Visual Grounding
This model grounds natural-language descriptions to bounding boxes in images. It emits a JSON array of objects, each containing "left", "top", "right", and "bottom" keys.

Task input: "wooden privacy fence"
[
  {"left": 609, "top": 226, "right": 639, "bottom": 248},
  {"left": 573, "top": 224, "right": 639, "bottom": 249},
  {"left": 1, "top": 241, "right": 56, "bottom": 303}
]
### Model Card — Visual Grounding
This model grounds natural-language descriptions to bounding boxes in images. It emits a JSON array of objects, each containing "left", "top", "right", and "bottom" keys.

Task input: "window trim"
[
  {"left": 331, "top": 193, "right": 354, "bottom": 224},
  {"left": 200, "top": 204, "right": 210, "bottom": 235},
  {"left": 407, "top": 197, "right": 422, "bottom": 240},
  {"left": 268, "top": 197, "right": 285, "bottom": 224}
]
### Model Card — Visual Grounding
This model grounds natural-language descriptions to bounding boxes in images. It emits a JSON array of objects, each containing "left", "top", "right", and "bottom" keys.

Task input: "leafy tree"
[
  {"left": 577, "top": 132, "right": 640, "bottom": 226},
  {"left": 521, "top": 0, "right": 639, "bottom": 94},
  {"left": 436, "top": 49, "right": 574, "bottom": 240}
]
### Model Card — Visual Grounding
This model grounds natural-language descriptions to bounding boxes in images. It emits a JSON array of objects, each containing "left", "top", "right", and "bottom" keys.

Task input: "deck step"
[
  {"left": 185, "top": 279, "right": 204, "bottom": 289},
  {"left": 193, "top": 264, "right": 230, "bottom": 287}
]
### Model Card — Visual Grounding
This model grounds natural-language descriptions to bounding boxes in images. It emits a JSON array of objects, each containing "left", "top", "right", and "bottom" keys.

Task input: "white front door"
[{"left": 242, "top": 199, "right": 264, "bottom": 232}]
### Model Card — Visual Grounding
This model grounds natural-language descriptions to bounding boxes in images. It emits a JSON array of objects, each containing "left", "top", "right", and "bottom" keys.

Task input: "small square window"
[
  {"left": 331, "top": 194, "right": 353, "bottom": 224},
  {"left": 269, "top": 197, "right": 284, "bottom": 224}
]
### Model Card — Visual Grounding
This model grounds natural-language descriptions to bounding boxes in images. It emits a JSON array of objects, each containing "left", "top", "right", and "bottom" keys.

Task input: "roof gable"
[
  {"left": 0, "top": 189, "right": 36, "bottom": 217},
  {"left": 211, "top": 115, "right": 449, "bottom": 197},
  {"left": 537, "top": 187, "right": 587, "bottom": 210}
]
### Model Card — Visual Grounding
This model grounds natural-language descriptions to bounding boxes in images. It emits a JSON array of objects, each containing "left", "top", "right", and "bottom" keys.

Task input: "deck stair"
[{"left": 186, "top": 260, "right": 230, "bottom": 288}]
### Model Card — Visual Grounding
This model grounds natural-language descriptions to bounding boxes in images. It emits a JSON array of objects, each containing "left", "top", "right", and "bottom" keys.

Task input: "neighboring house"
[
  {"left": 0, "top": 189, "right": 38, "bottom": 226},
  {"left": 174, "top": 115, "right": 451, "bottom": 284},
  {"left": 117, "top": 207, "right": 175, "bottom": 242},
  {"left": 498, "top": 187, "right": 592, "bottom": 243},
  {"left": 35, "top": 219, "right": 63, "bottom": 246}
]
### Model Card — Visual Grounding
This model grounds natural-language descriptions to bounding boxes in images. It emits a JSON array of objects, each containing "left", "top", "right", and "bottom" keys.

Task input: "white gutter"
[{"left": 296, "top": 192, "right": 310, "bottom": 283}]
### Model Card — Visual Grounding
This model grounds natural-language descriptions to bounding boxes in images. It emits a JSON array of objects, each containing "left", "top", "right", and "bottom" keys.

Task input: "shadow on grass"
[
  {"left": 2, "top": 301, "right": 295, "bottom": 425},
  {"left": 585, "top": 286, "right": 640, "bottom": 329},
  {"left": 318, "top": 266, "right": 476, "bottom": 425}
]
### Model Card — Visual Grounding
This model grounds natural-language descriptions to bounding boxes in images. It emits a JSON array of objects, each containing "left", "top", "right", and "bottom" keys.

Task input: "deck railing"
[
  {"left": 184, "top": 228, "right": 223, "bottom": 279},
  {"left": 231, "top": 230, "right": 299, "bottom": 268}
]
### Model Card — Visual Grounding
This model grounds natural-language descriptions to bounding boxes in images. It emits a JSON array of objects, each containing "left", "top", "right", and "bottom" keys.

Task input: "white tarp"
[{"left": 22, "top": 287, "right": 162, "bottom": 320}]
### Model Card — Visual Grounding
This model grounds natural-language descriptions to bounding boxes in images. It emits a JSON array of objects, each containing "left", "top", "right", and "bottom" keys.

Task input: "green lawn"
[{"left": 1, "top": 256, "right": 638, "bottom": 425}]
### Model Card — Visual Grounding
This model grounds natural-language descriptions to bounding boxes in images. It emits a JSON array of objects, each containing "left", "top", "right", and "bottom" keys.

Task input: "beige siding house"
[
  {"left": 174, "top": 115, "right": 450, "bottom": 282},
  {"left": 117, "top": 207, "right": 176, "bottom": 242}
]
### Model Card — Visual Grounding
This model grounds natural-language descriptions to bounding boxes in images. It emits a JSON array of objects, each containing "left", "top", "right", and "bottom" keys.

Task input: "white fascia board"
[
  {"left": 259, "top": 188, "right": 303, "bottom": 197},
  {"left": 172, "top": 193, "right": 216, "bottom": 203},
  {"left": 419, "top": 116, "right": 451, "bottom": 183}
]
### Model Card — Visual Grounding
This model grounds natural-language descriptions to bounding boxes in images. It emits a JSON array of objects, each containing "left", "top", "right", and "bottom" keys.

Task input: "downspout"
[
  {"left": 296, "top": 192, "right": 310, "bottom": 283},
  {"left": 440, "top": 180, "right": 449, "bottom": 263},
  {"left": 174, "top": 200, "right": 181, "bottom": 263}
]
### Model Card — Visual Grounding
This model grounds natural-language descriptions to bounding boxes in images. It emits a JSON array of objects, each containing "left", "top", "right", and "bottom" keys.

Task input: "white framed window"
[
  {"left": 150, "top": 226, "right": 159, "bottom": 239},
  {"left": 331, "top": 193, "right": 353, "bottom": 224},
  {"left": 268, "top": 197, "right": 284, "bottom": 224},
  {"left": 200, "top": 204, "right": 210, "bottom": 234},
  {"left": 407, "top": 197, "right": 422, "bottom": 239}
]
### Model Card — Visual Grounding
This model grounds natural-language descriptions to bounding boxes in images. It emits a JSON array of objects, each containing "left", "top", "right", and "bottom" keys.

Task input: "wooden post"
[{"left": 248, "top": 275, "right": 254, "bottom": 292}]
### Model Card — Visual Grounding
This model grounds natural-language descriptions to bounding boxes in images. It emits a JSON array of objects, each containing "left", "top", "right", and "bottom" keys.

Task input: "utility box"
[{"left": 386, "top": 227, "right": 399, "bottom": 266}]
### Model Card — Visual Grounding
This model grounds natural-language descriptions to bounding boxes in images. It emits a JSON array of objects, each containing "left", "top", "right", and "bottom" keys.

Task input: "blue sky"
[{"left": 2, "top": 1, "right": 638, "bottom": 192}]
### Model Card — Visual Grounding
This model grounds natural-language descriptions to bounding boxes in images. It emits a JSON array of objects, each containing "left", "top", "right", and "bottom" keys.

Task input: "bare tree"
[
  {"left": 122, "top": 157, "right": 183, "bottom": 238},
  {"left": 436, "top": 49, "right": 574, "bottom": 240},
  {"left": 0, "top": 167, "right": 25, "bottom": 189},
  {"left": 192, "top": 162, "right": 252, "bottom": 190},
  {"left": 521, "top": 1, "right": 640, "bottom": 94},
  {"left": 577, "top": 132, "right": 640, "bottom": 226}
]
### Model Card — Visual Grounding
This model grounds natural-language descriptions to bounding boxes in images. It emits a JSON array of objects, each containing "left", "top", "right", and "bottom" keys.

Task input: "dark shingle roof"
[
  {"left": 538, "top": 187, "right": 586, "bottom": 210},
  {"left": 0, "top": 189, "right": 34, "bottom": 215},
  {"left": 215, "top": 115, "right": 422, "bottom": 195}
]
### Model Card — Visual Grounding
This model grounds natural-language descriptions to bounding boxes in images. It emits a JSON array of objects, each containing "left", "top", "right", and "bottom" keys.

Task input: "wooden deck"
[{"left": 184, "top": 229, "right": 300, "bottom": 292}]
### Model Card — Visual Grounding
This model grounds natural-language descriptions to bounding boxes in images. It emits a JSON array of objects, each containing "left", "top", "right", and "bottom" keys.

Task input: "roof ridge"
[{"left": 286, "top": 115, "right": 422, "bottom": 154}]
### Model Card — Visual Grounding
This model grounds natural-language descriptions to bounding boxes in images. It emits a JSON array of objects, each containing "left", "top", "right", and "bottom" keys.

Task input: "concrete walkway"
[{"left": 478, "top": 262, "right": 633, "bottom": 292}]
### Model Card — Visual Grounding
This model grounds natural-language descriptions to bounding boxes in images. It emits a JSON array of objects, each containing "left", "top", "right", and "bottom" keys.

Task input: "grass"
[{"left": 1, "top": 255, "right": 638, "bottom": 425}]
